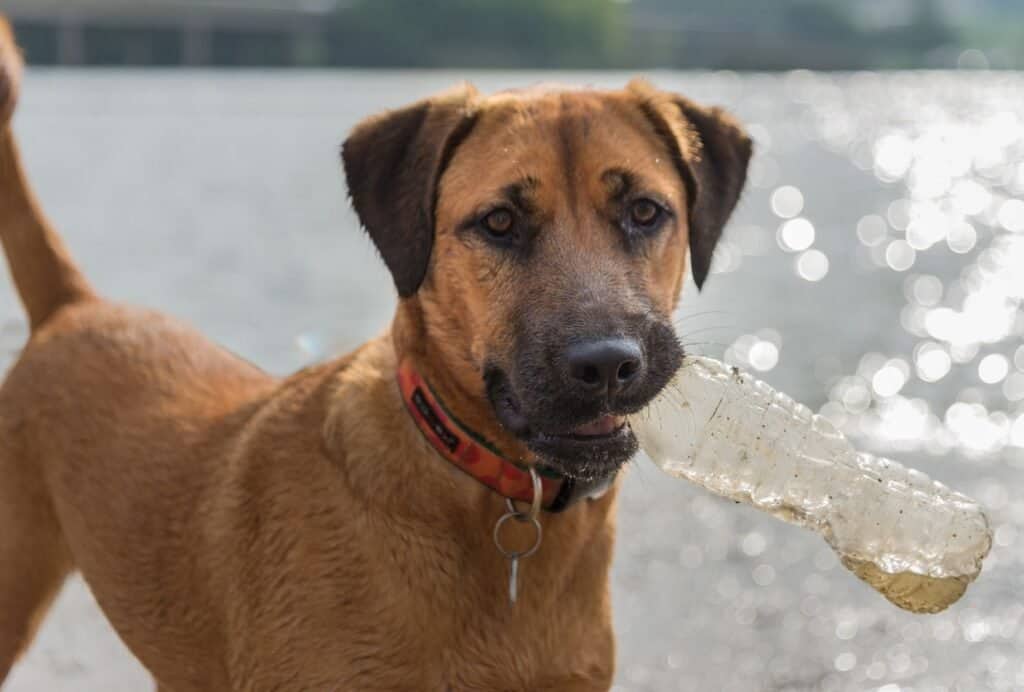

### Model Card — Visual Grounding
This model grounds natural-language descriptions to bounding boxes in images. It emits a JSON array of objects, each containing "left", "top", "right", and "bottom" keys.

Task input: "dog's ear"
[
  {"left": 341, "top": 85, "right": 478, "bottom": 297},
  {"left": 627, "top": 80, "right": 752, "bottom": 290}
]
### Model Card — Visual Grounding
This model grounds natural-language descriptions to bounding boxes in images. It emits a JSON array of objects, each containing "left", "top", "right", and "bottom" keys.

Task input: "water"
[{"left": 4, "top": 70, "right": 1024, "bottom": 691}]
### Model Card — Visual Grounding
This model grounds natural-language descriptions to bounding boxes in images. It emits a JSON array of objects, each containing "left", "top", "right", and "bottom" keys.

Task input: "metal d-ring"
[
  {"left": 493, "top": 466, "right": 544, "bottom": 605},
  {"left": 492, "top": 509, "right": 543, "bottom": 561},
  {"left": 504, "top": 464, "right": 543, "bottom": 524}
]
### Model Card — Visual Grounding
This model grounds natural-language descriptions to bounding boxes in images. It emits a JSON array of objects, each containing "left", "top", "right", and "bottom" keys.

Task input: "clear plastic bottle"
[{"left": 630, "top": 356, "right": 992, "bottom": 613}]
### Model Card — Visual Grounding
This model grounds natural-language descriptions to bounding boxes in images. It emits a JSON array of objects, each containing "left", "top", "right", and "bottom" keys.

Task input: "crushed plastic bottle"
[{"left": 630, "top": 356, "right": 992, "bottom": 614}]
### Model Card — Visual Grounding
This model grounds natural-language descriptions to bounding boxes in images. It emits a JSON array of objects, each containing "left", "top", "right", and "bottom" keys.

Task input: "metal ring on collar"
[
  {"left": 492, "top": 510, "right": 543, "bottom": 561},
  {"left": 504, "top": 465, "right": 543, "bottom": 523}
]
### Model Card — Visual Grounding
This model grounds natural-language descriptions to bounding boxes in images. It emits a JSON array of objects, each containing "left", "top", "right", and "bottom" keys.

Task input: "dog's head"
[{"left": 342, "top": 81, "right": 750, "bottom": 479}]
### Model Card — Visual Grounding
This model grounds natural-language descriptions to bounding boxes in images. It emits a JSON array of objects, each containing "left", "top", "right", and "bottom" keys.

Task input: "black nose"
[{"left": 566, "top": 338, "right": 644, "bottom": 392}]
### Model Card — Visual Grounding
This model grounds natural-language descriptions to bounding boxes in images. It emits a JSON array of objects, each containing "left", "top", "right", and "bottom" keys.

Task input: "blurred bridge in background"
[
  {"left": 4, "top": 0, "right": 1022, "bottom": 70},
  {"left": 5, "top": 0, "right": 347, "bottom": 66}
]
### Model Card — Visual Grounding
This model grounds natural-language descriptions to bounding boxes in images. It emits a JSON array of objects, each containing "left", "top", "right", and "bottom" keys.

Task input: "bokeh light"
[
  {"left": 871, "top": 359, "right": 909, "bottom": 397},
  {"left": 946, "top": 220, "right": 977, "bottom": 254},
  {"left": 915, "top": 342, "right": 952, "bottom": 383},
  {"left": 748, "top": 340, "right": 780, "bottom": 372},
  {"left": 796, "top": 249, "right": 829, "bottom": 281},
  {"left": 978, "top": 354, "right": 1009, "bottom": 384},
  {"left": 777, "top": 217, "right": 815, "bottom": 252},
  {"left": 725, "top": 332, "right": 781, "bottom": 373},
  {"left": 770, "top": 185, "right": 804, "bottom": 219},
  {"left": 906, "top": 274, "right": 943, "bottom": 306},
  {"left": 885, "top": 240, "right": 915, "bottom": 271},
  {"left": 856, "top": 214, "right": 887, "bottom": 247}
]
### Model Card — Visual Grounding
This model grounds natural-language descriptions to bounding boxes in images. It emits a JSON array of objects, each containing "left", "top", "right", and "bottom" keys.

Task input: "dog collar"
[{"left": 397, "top": 359, "right": 615, "bottom": 513}]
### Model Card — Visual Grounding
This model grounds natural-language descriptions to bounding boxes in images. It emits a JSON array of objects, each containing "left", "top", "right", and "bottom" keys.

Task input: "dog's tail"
[{"left": 0, "top": 17, "right": 95, "bottom": 332}]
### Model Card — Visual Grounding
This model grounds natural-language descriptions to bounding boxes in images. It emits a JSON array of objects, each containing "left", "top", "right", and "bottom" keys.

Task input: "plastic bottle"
[{"left": 630, "top": 356, "right": 992, "bottom": 613}]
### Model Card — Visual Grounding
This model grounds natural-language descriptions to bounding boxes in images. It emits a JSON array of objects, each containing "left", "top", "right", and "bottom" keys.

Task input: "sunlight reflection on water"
[
  {"left": 643, "top": 69, "right": 1024, "bottom": 692},
  {"left": 2, "top": 69, "right": 1023, "bottom": 692},
  {"left": 714, "top": 70, "right": 1024, "bottom": 466}
]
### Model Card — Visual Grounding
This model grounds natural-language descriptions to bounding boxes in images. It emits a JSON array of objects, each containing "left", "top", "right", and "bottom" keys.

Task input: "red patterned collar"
[{"left": 397, "top": 359, "right": 614, "bottom": 513}]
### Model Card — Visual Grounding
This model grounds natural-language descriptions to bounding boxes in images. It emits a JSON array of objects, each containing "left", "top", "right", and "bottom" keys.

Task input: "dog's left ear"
[
  {"left": 341, "top": 84, "right": 478, "bottom": 297},
  {"left": 628, "top": 80, "right": 753, "bottom": 290}
]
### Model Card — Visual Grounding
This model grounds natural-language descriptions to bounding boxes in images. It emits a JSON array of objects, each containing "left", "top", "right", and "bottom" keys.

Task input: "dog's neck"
[
  {"left": 390, "top": 300, "right": 532, "bottom": 464},
  {"left": 324, "top": 324, "right": 620, "bottom": 660},
  {"left": 386, "top": 302, "right": 618, "bottom": 515},
  {"left": 395, "top": 359, "right": 567, "bottom": 504}
]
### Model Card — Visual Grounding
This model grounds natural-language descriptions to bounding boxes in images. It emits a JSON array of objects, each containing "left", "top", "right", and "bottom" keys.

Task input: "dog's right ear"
[
  {"left": 627, "top": 80, "right": 752, "bottom": 291},
  {"left": 341, "top": 85, "right": 478, "bottom": 298}
]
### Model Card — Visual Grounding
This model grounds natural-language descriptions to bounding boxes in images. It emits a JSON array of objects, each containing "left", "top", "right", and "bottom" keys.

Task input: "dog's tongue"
[{"left": 572, "top": 415, "right": 625, "bottom": 437}]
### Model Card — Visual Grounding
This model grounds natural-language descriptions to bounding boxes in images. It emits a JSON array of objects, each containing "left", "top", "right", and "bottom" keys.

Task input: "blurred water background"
[
  {"left": 2, "top": 68, "right": 1024, "bottom": 691},
  {"left": 6, "top": 1, "right": 1024, "bottom": 71}
]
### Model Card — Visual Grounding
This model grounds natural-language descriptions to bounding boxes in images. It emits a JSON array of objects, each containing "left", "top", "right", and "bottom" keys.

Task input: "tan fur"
[
  {"left": 0, "top": 19, "right": 18, "bottom": 127},
  {"left": 0, "top": 18, "right": 748, "bottom": 691}
]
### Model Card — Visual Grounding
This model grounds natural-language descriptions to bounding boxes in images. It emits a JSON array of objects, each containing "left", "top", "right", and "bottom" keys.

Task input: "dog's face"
[{"left": 343, "top": 81, "right": 751, "bottom": 479}]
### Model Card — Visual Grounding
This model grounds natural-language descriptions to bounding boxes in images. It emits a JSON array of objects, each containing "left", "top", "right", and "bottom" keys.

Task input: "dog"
[{"left": 0, "top": 19, "right": 750, "bottom": 692}]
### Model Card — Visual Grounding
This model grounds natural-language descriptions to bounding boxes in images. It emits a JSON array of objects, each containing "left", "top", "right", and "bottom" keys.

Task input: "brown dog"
[{"left": 0, "top": 20, "right": 750, "bottom": 692}]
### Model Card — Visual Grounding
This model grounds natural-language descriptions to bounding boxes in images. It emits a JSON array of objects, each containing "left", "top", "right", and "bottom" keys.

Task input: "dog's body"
[
  {"left": 0, "top": 19, "right": 749, "bottom": 691},
  {"left": 2, "top": 311, "right": 616, "bottom": 690}
]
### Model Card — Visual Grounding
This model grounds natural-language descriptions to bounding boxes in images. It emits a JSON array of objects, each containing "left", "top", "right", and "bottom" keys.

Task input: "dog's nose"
[{"left": 566, "top": 338, "right": 644, "bottom": 392}]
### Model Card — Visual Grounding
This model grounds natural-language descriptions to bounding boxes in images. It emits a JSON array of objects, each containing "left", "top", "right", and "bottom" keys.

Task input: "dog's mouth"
[
  {"left": 484, "top": 369, "right": 638, "bottom": 480},
  {"left": 567, "top": 415, "right": 627, "bottom": 438},
  {"left": 530, "top": 415, "right": 636, "bottom": 481}
]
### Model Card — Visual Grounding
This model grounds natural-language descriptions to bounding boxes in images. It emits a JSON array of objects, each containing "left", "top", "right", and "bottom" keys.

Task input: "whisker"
[
  {"left": 672, "top": 309, "right": 737, "bottom": 322},
  {"left": 673, "top": 326, "right": 737, "bottom": 340},
  {"left": 675, "top": 338, "right": 733, "bottom": 353},
  {"left": 672, "top": 315, "right": 737, "bottom": 326}
]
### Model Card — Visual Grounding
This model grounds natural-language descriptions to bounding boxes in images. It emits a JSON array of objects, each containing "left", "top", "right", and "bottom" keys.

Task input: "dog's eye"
[
  {"left": 481, "top": 209, "right": 514, "bottom": 237},
  {"left": 629, "top": 198, "right": 663, "bottom": 228}
]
